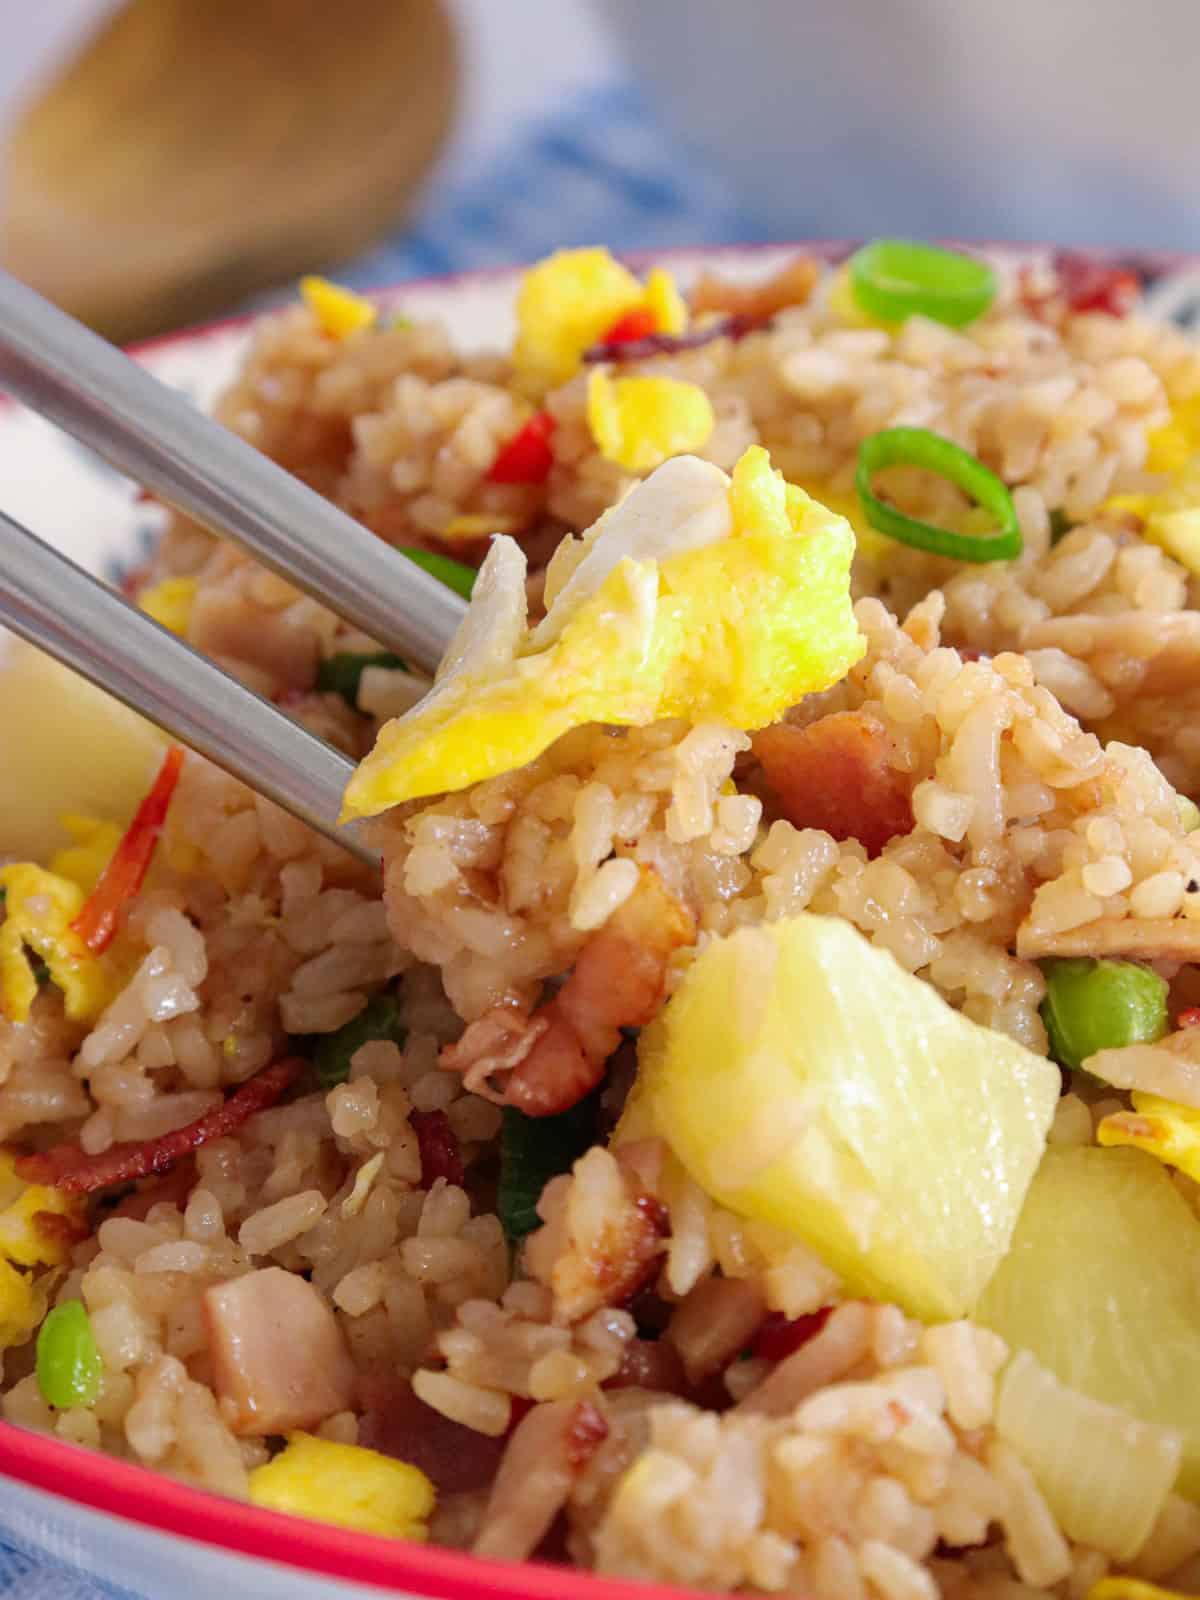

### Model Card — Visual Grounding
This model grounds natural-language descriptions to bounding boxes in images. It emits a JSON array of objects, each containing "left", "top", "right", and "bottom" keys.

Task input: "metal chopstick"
[
  {"left": 0, "top": 508, "right": 378, "bottom": 867},
  {"left": 0, "top": 270, "right": 465, "bottom": 678}
]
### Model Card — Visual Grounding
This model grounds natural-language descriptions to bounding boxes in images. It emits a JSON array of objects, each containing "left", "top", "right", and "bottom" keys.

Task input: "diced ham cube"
[{"left": 203, "top": 1267, "right": 355, "bottom": 1437}]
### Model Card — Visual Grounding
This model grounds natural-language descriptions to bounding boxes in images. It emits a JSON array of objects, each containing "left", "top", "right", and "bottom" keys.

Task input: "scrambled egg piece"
[
  {"left": 343, "top": 447, "right": 864, "bottom": 818},
  {"left": 0, "top": 1152, "right": 81, "bottom": 1268},
  {"left": 1105, "top": 395, "right": 1200, "bottom": 573},
  {"left": 0, "top": 1256, "right": 39, "bottom": 1351},
  {"left": 0, "top": 864, "right": 116, "bottom": 1025},
  {"left": 586, "top": 370, "right": 714, "bottom": 474},
  {"left": 512, "top": 248, "right": 687, "bottom": 391},
  {"left": 1098, "top": 1092, "right": 1200, "bottom": 1181},
  {"left": 248, "top": 1432, "right": 435, "bottom": 1538},
  {"left": 138, "top": 577, "right": 197, "bottom": 637},
  {"left": 300, "top": 276, "right": 378, "bottom": 339},
  {"left": 49, "top": 815, "right": 121, "bottom": 896},
  {"left": 1088, "top": 1583, "right": 1193, "bottom": 1600}
]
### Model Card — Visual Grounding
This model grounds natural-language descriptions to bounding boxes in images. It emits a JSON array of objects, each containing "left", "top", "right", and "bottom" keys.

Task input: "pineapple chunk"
[
  {"left": 978, "top": 1145, "right": 1200, "bottom": 1499},
  {"left": 619, "top": 915, "right": 1060, "bottom": 1321},
  {"left": 0, "top": 638, "right": 164, "bottom": 858}
]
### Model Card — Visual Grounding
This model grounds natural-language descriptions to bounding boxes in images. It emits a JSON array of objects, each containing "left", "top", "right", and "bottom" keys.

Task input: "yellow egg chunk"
[
  {"left": 642, "top": 266, "right": 688, "bottom": 335},
  {"left": 0, "top": 864, "right": 116, "bottom": 1025},
  {"left": 0, "top": 1256, "right": 38, "bottom": 1351},
  {"left": 977, "top": 1145, "right": 1200, "bottom": 1499},
  {"left": 137, "top": 576, "right": 197, "bottom": 636},
  {"left": 0, "top": 638, "right": 164, "bottom": 860},
  {"left": 1098, "top": 1091, "right": 1200, "bottom": 1181},
  {"left": 1090, "top": 1582, "right": 1193, "bottom": 1600},
  {"left": 49, "top": 815, "right": 122, "bottom": 896},
  {"left": 0, "top": 1152, "right": 82, "bottom": 1268},
  {"left": 300, "top": 276, "right": 377, "bottom": 339},
  {"left": 248, "top": 1432, "right": 435, "bottom": 1539},
  {"left": 342, "top": 449, "right": 863, "bottom": 818},
  {"left": 511, "top": 247, "right": 688, "bottom": 391},
  {"left": 617, "top": 914, "right": 1060, "bottom": 1321},
  {"left": 586, "top": 370, "right": 715, "bottom": 473},
  {"left": 1104, "top": 450, "right": 1200, "bottom": 574}
]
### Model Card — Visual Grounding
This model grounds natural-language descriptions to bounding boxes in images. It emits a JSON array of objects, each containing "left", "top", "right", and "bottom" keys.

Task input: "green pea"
[
  {"left": 36, "top": 1300, "right": 102, "bottom": 1410},
  {"left": 312, "top": 994, "right": 407, "bottom": 1089},
  {"left": 1040, "top": 957, "right": 1169, "bottom": 1074}
]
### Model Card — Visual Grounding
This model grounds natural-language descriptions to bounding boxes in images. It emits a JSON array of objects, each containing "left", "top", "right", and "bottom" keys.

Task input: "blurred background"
[{"left": 3, "top": 0, "right": 1199, "bottom": 345}]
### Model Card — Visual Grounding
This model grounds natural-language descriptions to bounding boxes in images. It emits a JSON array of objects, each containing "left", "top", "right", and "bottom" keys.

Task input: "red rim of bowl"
[{"left": 0, "top": 236, "right": 1196, "bottom": 1595}]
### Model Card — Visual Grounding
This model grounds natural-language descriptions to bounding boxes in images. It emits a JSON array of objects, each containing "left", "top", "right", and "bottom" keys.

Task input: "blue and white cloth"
[{"left": 0, "top": 72, "right": 747, "bottom": 1600}]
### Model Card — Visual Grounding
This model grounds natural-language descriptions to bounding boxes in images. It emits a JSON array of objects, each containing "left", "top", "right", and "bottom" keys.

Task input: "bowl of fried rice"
[{"left": 5, "top": 240, "right": 1200, "bottom": 1600}]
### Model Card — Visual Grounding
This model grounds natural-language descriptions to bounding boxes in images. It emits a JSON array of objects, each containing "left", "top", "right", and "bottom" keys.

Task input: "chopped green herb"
[
  {"left": 37, "top": 1301, "right": 103, "bottom": 1410},
  {"left": 316, "top": 651, "right": 408, "bottom": 711},
  {"left": 498, "top": 1094, "right": 599, "bottom": 1242},
  {"left": 1048, "top": 509, "right": 1074, "bottom": 545},
  {"left": 399, "top": 547, "right": 477, "bottom": 601},
  {"left": 313, "top": 994, "right": 407, "bottom": 1089},
  {"left": 1040, "top": 957, "right": 1168, "bottom": 1074}
]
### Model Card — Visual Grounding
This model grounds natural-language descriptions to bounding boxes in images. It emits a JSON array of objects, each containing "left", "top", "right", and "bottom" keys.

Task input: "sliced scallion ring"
[
  {"left": 849, "top": 240, "right": 996, "bottom": 328},
  {"left": 399, "top": 546, "right": 477, "bottom": 600},
  {"left": 855, "top": 427, "right": 1022, "bottom": 563}
]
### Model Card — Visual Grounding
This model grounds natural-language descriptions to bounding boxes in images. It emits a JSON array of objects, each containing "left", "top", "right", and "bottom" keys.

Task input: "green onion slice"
[
  {"left": 399, "top": 547, "right": 477, "bottom": 601},
  {"left": 855, "top": 427, "right": 1022, "bottom": 563},
  {"left": 498, "top": 1094, "right": 599, "bottom": 1242},
  {"left": 849, "top": 239, "right": 997, "bottom": 328}
]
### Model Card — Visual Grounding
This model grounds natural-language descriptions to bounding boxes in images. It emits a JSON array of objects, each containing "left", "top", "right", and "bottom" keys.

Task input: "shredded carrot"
[{"left": 71, "top": 745, "right": 185, "bottom": 954}]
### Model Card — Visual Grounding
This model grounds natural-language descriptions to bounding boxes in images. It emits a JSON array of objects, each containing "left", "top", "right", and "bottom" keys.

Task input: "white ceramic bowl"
[{"left": 3, "top": 243, "right": 1200, "bottom": 1597}]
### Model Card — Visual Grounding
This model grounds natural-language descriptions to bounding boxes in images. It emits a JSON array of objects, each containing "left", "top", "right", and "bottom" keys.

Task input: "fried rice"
[{"left": 5, "top": 244, "right": 1200, "bottom": 1597}]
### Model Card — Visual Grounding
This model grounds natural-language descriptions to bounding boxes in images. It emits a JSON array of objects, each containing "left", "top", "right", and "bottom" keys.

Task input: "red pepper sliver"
[
  {"left": 601, "top": 306, "right": 658, "bottom": 345},
  {"left": 751, "top": 1306, "right": 833, "bottom": 1364},
  {"left": 486, "top": 411, "right": 557, "bottom": 485},
  {"left": 15, "top": 1057, "right": 302, "bottom": 1194},
  {"left": 72, "top": 744, "right": 185, "bottom": 954},
  {"left": 1179, "top": 1007, "right": 1200, "bottom": 1028},
  {"left": 1056, "top": 253, "right": 1140, "bottom": 318}
]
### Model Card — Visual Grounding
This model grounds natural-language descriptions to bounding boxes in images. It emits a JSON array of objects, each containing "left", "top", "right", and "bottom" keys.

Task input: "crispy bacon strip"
[
  {"left": 689, "top": 254, "right": 821, "bottom": 322},
  {"left": 411, "top": 1109, "right": 465, "bottom": 1188},
  {"left": 504, "top": 870, "right": 695, "bottom": 1117},
  {"left": 30, "top": 1210, "right": 90, "bottom": 1251},
  {"left": 755, "top": 712, "right": 914, "bottom": 858},
  {"left": 72, "top": 744, "right": 185, "bottom": 953},
  {"left": 15, "top": 1057, "right": 302, "bottom": 1194}
]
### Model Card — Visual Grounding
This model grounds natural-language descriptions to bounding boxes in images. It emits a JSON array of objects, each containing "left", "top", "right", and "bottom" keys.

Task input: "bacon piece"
[
  {"left": 358, "top": 1377, "right": 509, "bottom": 1493},
  {"left": 607, "top": 1336, "right": 688, "bottom": 1395},
  {"left": 72, "top": 744, "right": 185, "bottom": 953},
  {"left": 582, "top": 313, "right": 754, "bottom": 365},
  {"left": 503, "top": 869, "right": 695, "bottom": 1117},
  {"left": 690, "top": 254, "right": 820, "bottom": 323},
  {"left": 411, "top": 1109, "right": 465, "bottom": 1188},
  {"left": 15, "top": 1057, "right": 301, "bottom": 1194},
  {"left": 754, "top": 712, "right": 914, "bottom": 858}
]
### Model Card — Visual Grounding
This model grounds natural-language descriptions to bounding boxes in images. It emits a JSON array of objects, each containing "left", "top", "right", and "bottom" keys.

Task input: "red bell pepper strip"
[
  {"left": 1056, "top": 253, "right": 1140, "bottom": 317},
  {"left": 72, "top": 744, "right": 185, "bottom": 954},
  {"left": 486, "top": 411, "right": 557, "bottom": 485},
  {"left": 600, "top": 306, "right": 658, "bottom": 345}
]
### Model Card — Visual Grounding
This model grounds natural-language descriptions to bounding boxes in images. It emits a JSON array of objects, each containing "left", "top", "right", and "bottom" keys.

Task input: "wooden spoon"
[{"left": 0, "top": 0, "right": 458, "bottom": 342}]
